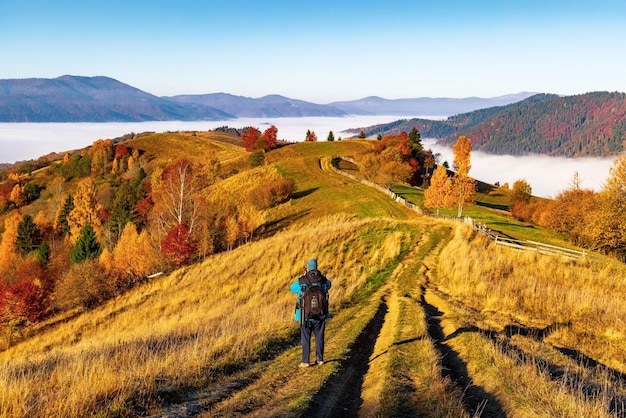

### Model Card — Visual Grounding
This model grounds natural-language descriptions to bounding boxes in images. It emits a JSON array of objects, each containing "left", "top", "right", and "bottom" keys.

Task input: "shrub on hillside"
[
  {"left": 53, "top": 260, "right": 113, "bottom": 310},
  {"left": 248, "top": 178, "right": 295, "bottom": 209}
]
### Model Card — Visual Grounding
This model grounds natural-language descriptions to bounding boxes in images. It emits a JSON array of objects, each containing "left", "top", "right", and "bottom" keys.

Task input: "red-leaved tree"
[
  {"left": 242, "top": 127, "right": 262, "bottom": 152},
  {"left": 161, "top": 223, "right": 197, "bottom": 266},
  {"left": 262, "top": 125, "right": 278, "bottom": 150},
  {"left": 115, "top": 143, "right": 129, "bottom": 158}
]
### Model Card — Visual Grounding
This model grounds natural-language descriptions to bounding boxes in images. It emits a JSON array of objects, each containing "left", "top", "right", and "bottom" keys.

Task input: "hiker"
[{"left": 290, "top": 258, "right": 331, "bottom": 368}]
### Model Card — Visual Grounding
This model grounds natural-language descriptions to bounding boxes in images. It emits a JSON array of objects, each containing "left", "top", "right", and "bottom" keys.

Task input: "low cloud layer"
[
  {"left": 0, "top": 118, "right": 619, "bottom": 200},
  {"left": 424, "top": 139, "right": 616, "bottom": 198}
]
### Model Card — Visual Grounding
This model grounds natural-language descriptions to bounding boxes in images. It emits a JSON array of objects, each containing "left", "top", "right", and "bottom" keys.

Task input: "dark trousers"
[{"left": 301, "top": 318, "right": 325, "bottom": 363}]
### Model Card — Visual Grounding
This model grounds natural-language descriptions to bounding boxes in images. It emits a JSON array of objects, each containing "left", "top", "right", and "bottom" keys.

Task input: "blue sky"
[{"left": 1, "top": 0, "right": 625, "bottom": 102}]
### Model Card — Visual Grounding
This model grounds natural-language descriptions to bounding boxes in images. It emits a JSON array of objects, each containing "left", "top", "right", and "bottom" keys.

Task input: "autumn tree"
[
  {"left": 248, "top": 177, "right": 295, "bottom": 209},
  {"left": 451, "top": 136, "right": 475, "bottom": 217},
  {"left": 9, "top": 184, "right": 26, "bottom": 207},
  {"left": 0, "top": 211, "right": 21, "bottom": 279},
  {"left": 89, "top": 139, "right": 113, "bottom": 176},
  {"left": 453, "top": 135, "right": 472, "bottom": 175},
  {"left": 593, "top": 154, "right": 626, "bottom": 256},
  {"left": 115, "top": 143, "right": 129, "bottom": 159},
  {"left": 109, "top": 223, "right": 160, "bottom": 286},
  {"left": 0, "top": 277, "right": 49, "bottom": 346},
  {"left": 53, "top": 260, "right": 112, "bottom": 310},
  {"left": 150, "top": 158, "right": 205, "bottom": 238},
  {"left": 67, "top": 178, "right": 103, "bottom": 242},
  {"left": 306, "top": 130, "right": 318, "bottom": 142},
  {"left": 510, "top": 179, "right": 532, "bottom": 204},
  {"left": 424, "top": 165, "right": 453, "bottom": 215},
  {"left": 262, "top": 125, "right": 278, "bottom": 150},
  {"left": 242, "top": 127, "right": 262, "bottom": 152},
  {"left": 536, "top": 186, "right": 597, "bottom": 245},
  {"left": 161, "top": 223, "right": 197, "bottom": 266}
]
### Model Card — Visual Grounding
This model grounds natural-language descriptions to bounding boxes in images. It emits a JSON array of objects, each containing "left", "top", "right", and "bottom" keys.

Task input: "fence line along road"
[{"left": 330, "top": 156, "right": 608, "bottom": 263}]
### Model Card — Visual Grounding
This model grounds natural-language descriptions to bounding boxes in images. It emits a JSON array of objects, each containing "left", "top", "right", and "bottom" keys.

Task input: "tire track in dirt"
[{"left": 302, "top": 296, "right": 389, "bottom": 418}]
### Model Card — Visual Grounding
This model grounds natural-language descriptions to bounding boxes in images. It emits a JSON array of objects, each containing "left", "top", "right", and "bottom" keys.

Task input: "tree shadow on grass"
[{"left": 291, "top": 187, "right": 319, "bottom": 199}]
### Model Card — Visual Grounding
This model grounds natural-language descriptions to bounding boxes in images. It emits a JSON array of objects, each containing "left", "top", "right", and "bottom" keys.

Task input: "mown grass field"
[{"left": 1, "top": 135, "right": 625, "bottom": 417}]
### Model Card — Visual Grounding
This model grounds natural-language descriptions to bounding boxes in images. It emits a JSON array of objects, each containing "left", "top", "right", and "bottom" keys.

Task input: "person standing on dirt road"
[{"left": 290, "top": 258, "right": 331, "bottom": 368}]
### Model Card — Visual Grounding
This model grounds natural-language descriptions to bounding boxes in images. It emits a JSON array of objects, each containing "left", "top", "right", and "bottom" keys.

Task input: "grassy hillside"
[{"left": 1, "top": 135, "right": 625, "bottom": 417}]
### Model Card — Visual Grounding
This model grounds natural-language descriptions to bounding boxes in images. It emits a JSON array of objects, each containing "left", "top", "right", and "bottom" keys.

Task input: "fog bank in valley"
[
  {"left": 423, "top": 139, "right": 615, "bottom": 198},
  {"left": 0, "top": 117, "right": 618, "bottom": 199}
]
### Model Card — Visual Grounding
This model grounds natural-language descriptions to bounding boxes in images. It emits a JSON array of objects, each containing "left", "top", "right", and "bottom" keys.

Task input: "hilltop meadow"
[{"left": 0, "top": 129, "right": 625, "bottom": 417}]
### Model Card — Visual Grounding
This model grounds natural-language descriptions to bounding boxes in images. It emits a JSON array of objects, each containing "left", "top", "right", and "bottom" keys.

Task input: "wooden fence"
[{"left": 330, "top": 156, "right": 605, "bottom": 263}]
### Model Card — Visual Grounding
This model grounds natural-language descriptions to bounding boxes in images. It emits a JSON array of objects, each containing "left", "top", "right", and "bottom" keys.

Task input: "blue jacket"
[{"left": 290, "top": 269, "right": 331, "bottom": 322}]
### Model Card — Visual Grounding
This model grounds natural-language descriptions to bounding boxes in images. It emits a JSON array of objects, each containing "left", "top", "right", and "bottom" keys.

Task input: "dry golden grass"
[
  {"left": 129, "top": 131, "right": 248, "bottom": 172},
  {"left": 422, "top": 222, "right": 626, "bottom": 416},
  {"left": 0, "top": 214, "right": 415, "bottom": 417},
  {"left": 435, "top": 224, "right": 626, "bottom": 373}
]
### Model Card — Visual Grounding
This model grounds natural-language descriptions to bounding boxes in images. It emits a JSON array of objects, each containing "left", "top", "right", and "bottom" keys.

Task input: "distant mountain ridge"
[
  {"left": 352, "top": 92, "right": 626, "bottom": 157},
  {"left": 0, "top": 75, "right": 233, "bottom": 122},
  {"left": 1, "top": 75, "right": 536, "bottom": 122},
  {"left": 326, "top": 93, "right": 536, "bottom": 116},
  {"left": 167, "top": 93, "right": 346, "bottom": 118}
]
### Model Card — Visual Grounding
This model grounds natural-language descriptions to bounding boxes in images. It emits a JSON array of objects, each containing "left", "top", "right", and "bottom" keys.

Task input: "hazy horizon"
[{"left": 0, "top": 116, "right": 617, "bottom": 199}]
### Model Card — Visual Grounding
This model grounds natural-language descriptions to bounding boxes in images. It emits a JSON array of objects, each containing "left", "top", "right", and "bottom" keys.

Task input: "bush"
[
  {"left": 249, "top": 150, "right": 265, "bottom": 167},
  {"left": 52, "top": 260, "right": 114, "bottom": 311},
  {"left": 248, "top": 178, "right": 295, "bottom": 209}
]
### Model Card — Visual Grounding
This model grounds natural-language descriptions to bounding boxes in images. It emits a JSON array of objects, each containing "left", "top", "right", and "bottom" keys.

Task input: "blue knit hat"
[{"left": 306, "top": 258, "right": 318, "bottom": 270}]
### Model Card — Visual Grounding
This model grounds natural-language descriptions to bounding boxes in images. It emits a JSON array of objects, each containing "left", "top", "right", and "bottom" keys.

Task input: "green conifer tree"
[
  {"left": 70, "top": 224, "right": 101, "bottom": 264},
  {"left": 15, "top": 214, "right": 43, "bottom": 253},
  {"left": 57, "top": 194, "right": 74, "bottom": 237}
]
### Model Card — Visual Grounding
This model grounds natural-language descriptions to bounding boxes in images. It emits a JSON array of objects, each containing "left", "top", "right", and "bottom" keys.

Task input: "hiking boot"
[{"left": 299, "top": 362, "right": 310, "bottom": 368}]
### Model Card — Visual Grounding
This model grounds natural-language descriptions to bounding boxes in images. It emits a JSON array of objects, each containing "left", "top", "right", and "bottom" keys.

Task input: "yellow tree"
[
  {"left": 9, "top": 184, "right": 26, "bottom": 207},
  {"left": 67, "top": 178, "right": 103, "bottom": 242},
  {"left": 594, "top": 154, "right": 626, "bottom": 256},
  {"left": 0, "top": 211, "right": 22, "bottom": 279},
  {"left": 451, "top": 136, "right": 476, "bottom": 217},
  {"left": 453, "top": 135, "right": 472, "bottom": 175},
  {"left": 89, "top": 139, "right": 113, "bottom": 176},
  {"left": 111, "top": 223, "right": 160, "bottom": 283},
  {"left": 424, "top": 165, "right": 453, "bottom": 215}
]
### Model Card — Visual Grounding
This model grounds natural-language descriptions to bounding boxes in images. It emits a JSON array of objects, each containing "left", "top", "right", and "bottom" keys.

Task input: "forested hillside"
[{"left": 354, "top": 92, "right": 626, "bottom": 157}]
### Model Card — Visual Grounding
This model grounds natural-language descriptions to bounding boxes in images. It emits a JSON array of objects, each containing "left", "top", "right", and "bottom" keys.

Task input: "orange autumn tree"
[
  {"left": 451, "top": 136, "right": 476, "bottom": 217},
  {"left": 360, "top": 132, "right": 417, "bottom": 187},
  {"left": 424, "top": 164, "right": 453, "bottom": 215},
  {"left": 108, "top": 223, "right": 161, "bottom": 285}
]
